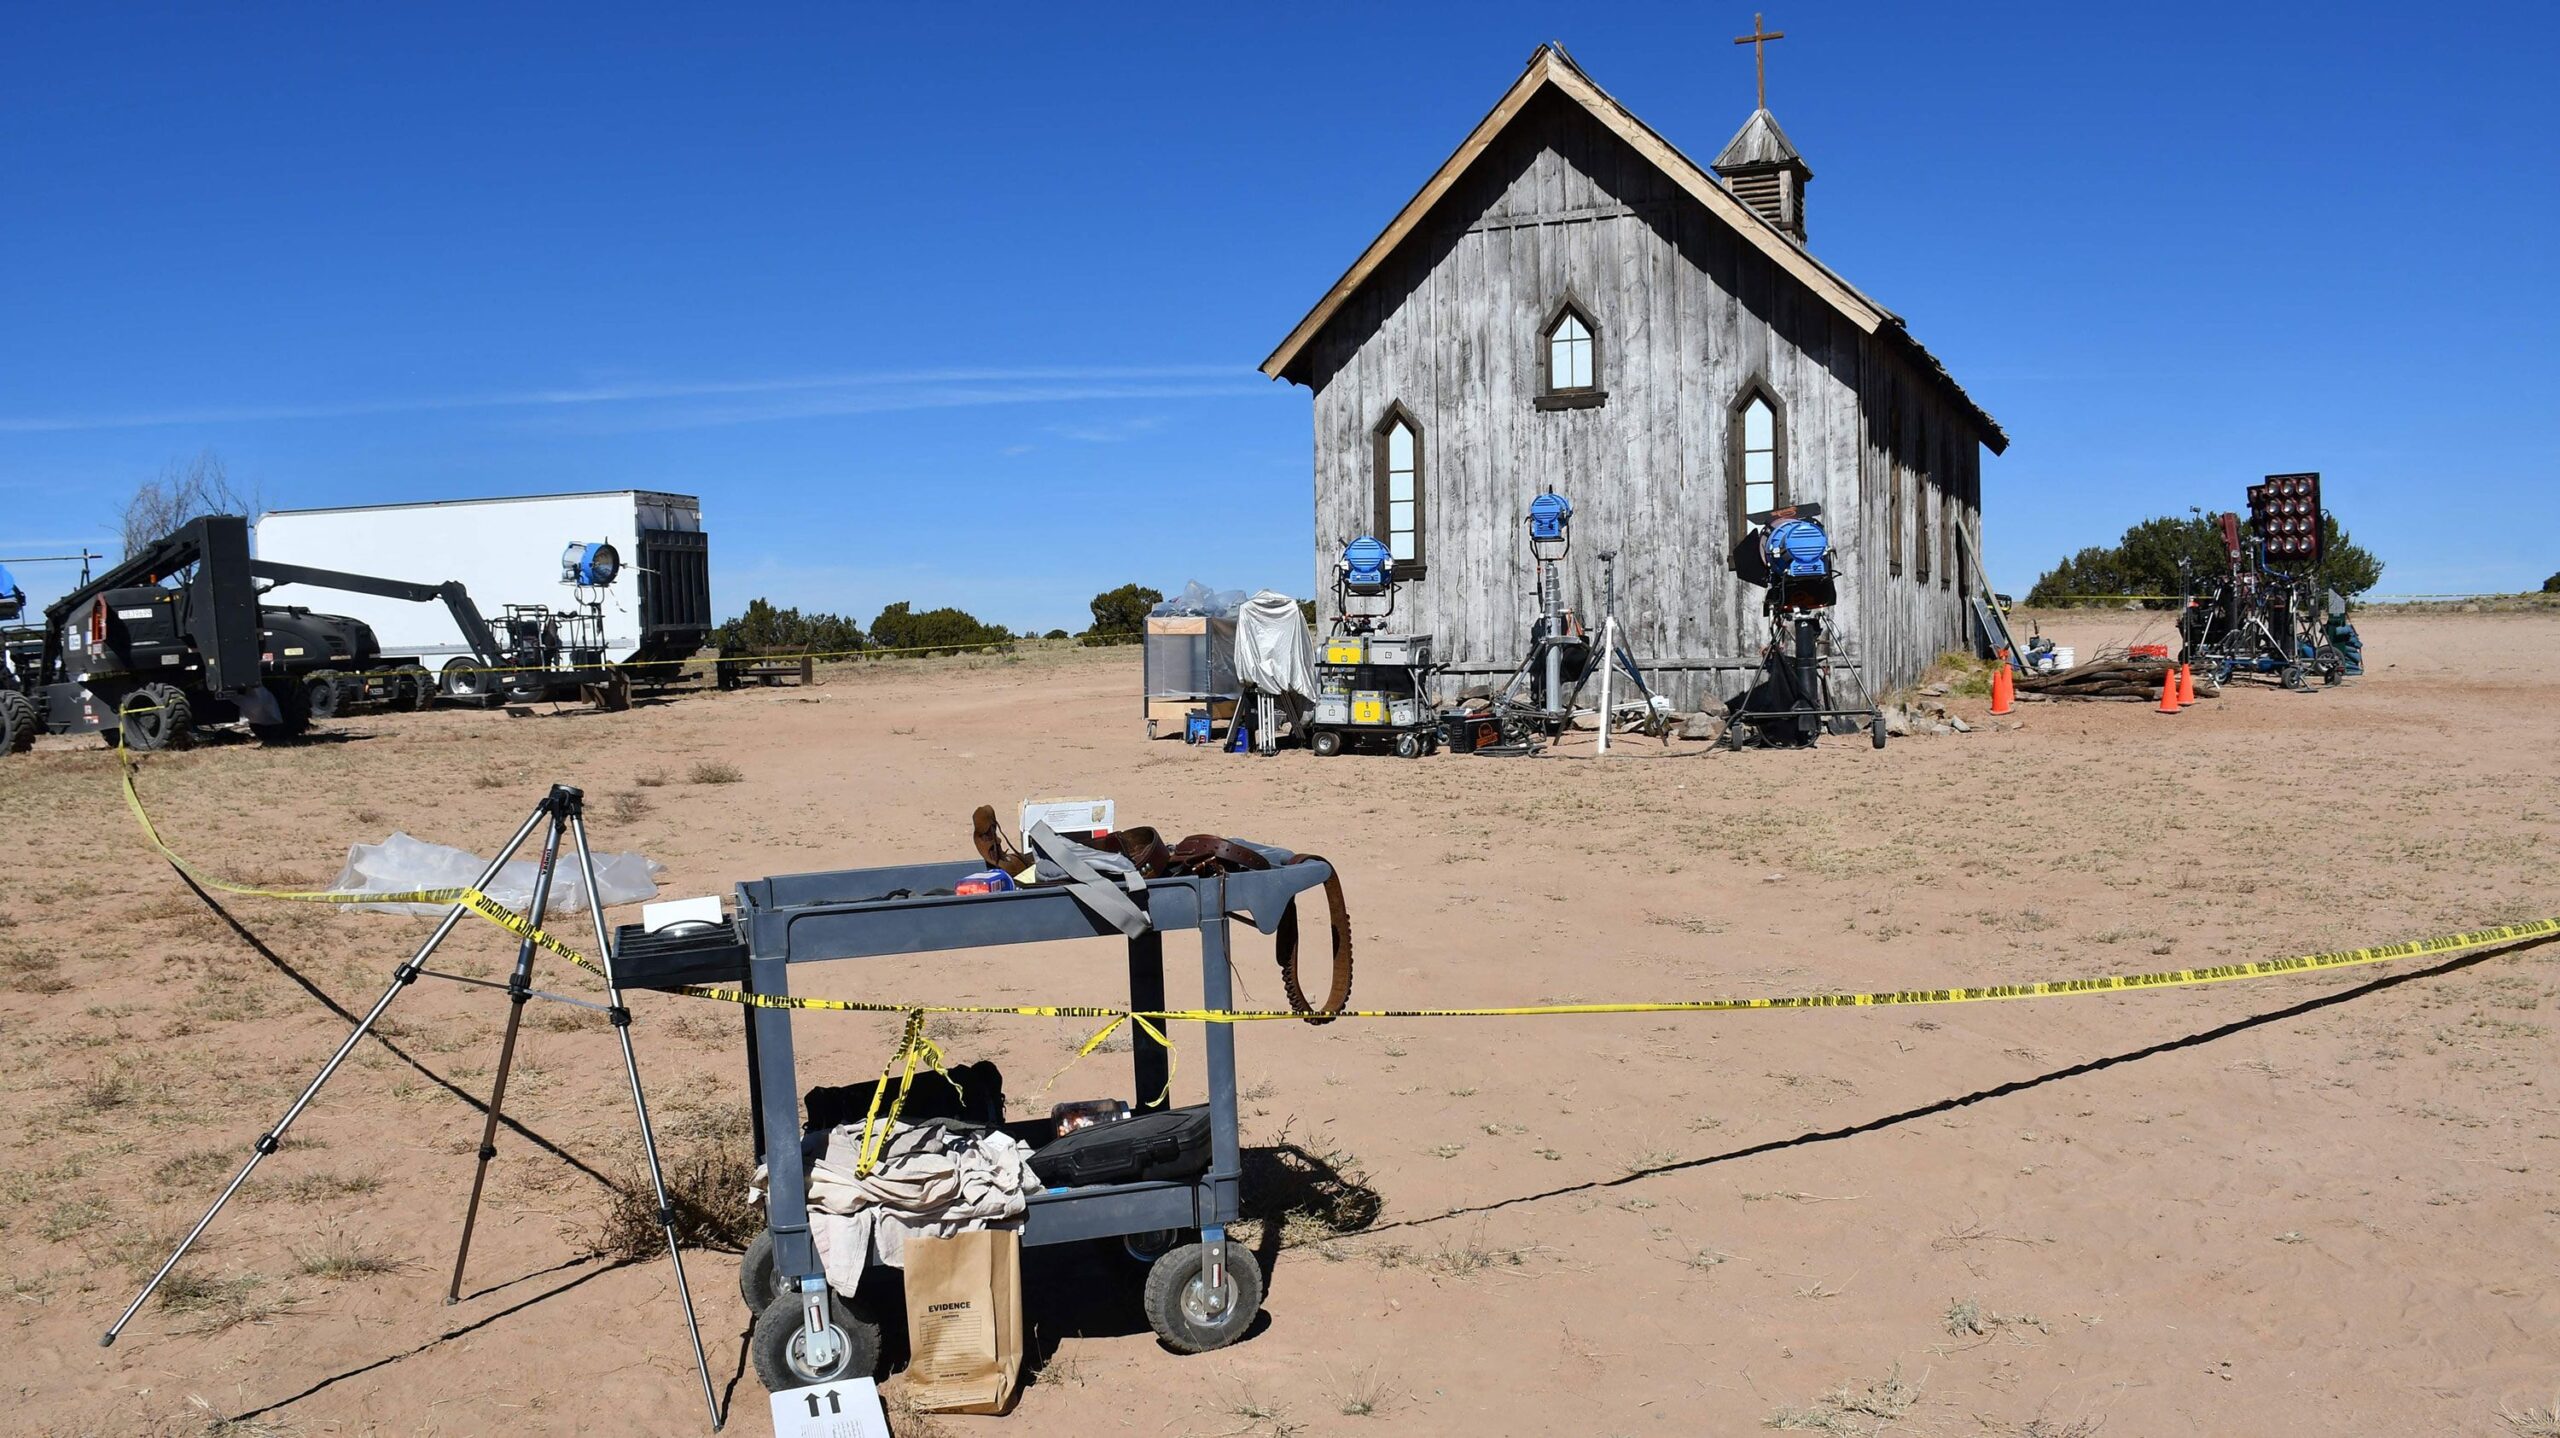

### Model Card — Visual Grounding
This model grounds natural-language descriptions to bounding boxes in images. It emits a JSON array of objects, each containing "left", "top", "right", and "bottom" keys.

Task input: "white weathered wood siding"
[{"left": 1301, "top": 92, "right": 1984, "bottom": 709}]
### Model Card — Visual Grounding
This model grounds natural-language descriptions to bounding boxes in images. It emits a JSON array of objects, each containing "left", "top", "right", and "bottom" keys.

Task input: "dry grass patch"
[
  {"left": 686, "top": 760, "right": 743, "bottom": 785},
  {"left": 2503, "top": 1401, "right": 2560, "bottom": 1438},
  {"left": 157, "top": 1267, "right": 296, "bottom": 1332},
  {"left": 265, "top": 1170, "right": 383, "bottom": 1204},
  {"left": 37, "top": 1196, "right": 113, "bottom": 1242},
  {"left": 1, "top": 947, "right": 72, "bottom": 995},
  {"left": 1766, "top": 1363, "right": 1922, "bottom": 1434},
  {"left": 1369, "top": 1234, "right": 1530, "bottom": 1279},
  {"left": 1942, "top": 1296, "right": 2050, "bottom": 1342},
  {"left": 158, "top": 1147, "right": 238, "bottom": 1192},
  {"left": 293, "top": 1234, "right": 406, "bottom": 1280}
]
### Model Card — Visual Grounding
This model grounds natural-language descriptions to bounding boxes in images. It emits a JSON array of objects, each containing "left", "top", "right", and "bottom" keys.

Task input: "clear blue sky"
[{"left": 5, "top": 2, "right": 2554, "bottom": 624}]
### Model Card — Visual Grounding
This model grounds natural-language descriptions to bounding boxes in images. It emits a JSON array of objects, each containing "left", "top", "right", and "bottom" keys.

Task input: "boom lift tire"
[
  {"left": 1, "top": 690, "right": 39, "bottom": 754},
  {"left": 441, "top": 657, "right": 497, "bottom": 707},
  {"left": 388, "top": 665, "right": 434, "bottom": 712},
  {"left": 117, "top": 682, "right": 196, "bottom": 752},
  {"left": 304, "top": 670, "right": 345, "bottom": 721}
]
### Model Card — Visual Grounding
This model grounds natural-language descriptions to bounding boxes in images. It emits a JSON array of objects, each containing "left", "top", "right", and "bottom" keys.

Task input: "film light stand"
[{"left": 99, "top": 784, "right": 723, "bottom": 1431}]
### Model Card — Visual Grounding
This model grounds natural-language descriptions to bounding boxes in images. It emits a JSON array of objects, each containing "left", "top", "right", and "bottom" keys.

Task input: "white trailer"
[{"left": 256, "top": 491, "right": 712, "bottom": 690}]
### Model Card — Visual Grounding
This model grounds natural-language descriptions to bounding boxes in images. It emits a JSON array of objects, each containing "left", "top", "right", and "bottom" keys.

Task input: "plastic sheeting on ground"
[
  {"left": 1233, "top": 588, "right": 1317, "bottom": 702},
  {"left": 327, "top": 831, "right": 664, "bottom": 916}
]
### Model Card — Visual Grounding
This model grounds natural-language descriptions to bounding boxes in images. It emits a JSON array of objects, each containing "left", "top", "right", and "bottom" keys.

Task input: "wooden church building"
[{"left": 1262, "top": 43, "right": 2006, "bottom": 708}]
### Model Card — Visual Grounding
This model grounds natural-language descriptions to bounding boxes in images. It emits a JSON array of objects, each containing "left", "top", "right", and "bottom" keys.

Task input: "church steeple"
[
  {"left": 1712, "top": 107, "right": 1812, "bottom": 243},
  {"left": 1714, "top": 13, "right": 1812, "bottom": 243}
]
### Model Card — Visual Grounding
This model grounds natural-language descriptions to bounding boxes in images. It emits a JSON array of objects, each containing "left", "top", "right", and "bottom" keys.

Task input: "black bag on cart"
[
  {"left": 804, "top": 1060, "right": 1007, "bottom": 1133},
  {"left": 1029, "top": 1106, "right": 1212, "bottom": 1188}
]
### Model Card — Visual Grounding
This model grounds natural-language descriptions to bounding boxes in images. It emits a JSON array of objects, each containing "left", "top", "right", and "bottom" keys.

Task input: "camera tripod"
[{"left": 100, "top": 784, "right": 723, "bottom": 1430}]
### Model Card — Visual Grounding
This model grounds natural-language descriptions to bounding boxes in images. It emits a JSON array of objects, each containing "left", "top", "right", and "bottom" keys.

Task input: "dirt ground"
[{"left": 5, "top": 608, "right": 2557, "bottom": 1437}]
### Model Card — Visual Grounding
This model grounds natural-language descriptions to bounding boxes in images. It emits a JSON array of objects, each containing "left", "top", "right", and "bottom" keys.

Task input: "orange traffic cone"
[
  {"left": 2157, "top": 666, "right": 2180, "bottom": 714},
  {"left": 2177, "top": 663, "right": 2196, "bottom": 707},
  {"left": 1990, "top": 663, "right": 2014, "bottom": 716}
]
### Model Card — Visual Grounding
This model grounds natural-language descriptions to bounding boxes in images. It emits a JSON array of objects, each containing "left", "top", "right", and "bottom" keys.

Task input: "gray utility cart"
[{"left": 611, "top": 845, "right": 1334, "bottom": 1393}]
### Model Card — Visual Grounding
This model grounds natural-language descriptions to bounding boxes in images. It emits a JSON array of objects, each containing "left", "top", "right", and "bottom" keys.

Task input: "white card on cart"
[{"left": 767, "top": 1375, "right": 889, "bottom": 1438}]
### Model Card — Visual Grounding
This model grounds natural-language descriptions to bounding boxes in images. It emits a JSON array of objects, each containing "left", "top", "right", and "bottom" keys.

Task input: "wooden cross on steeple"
[{"left": 1734, "top": 12, "right": 1785, "bottom": 110}]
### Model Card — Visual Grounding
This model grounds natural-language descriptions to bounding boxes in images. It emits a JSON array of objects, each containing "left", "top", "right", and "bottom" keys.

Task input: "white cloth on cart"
[
  {"left": 799, "top": 1119, "right": 1036, "bottom": 1283},
  {"left": 1233, "top": 589, "right": 1317, "bottom": 702}
]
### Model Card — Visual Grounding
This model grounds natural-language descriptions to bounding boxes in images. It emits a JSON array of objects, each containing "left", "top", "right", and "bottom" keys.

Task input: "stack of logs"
[{"left": 2015, "top": 657, "right": 2217, "bottom": 702}]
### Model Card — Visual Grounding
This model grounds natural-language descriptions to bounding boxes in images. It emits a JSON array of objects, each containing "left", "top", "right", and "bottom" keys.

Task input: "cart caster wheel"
[
  {"left": 2282, "top": 665, "right": 2308, "bottom": 691},
  {"left": 1144, "top": 1243, "right": 1263, "bottom": 1354},
  {"left": 1394, "top": 732, "right": 1421, "bottom": 759},
  {"left": 1871, "top": 713, "right": 1887, "bottom": 750},
  {"left": 1123, "top": 1228, "right": 1185, "bottom": 1264},
  {"left": 751, "top": 1288, "right": 881, "bottom": 1391},
  {"left": 1310, "top": 730, "right": 1342, "bottom": 757}
]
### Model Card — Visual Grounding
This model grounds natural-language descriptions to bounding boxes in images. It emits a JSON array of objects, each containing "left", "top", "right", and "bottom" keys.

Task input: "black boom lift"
[{"left": 3, "top": 513, "right": 537, "bottom": 755}]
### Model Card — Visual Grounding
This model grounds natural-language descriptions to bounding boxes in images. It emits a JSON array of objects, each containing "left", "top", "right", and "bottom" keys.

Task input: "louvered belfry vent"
[{"left": 1712, "top": 108, "right": 1811, "bottom": 243}]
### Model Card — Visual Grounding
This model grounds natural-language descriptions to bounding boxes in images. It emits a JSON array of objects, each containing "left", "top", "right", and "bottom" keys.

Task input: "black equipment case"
[{"left": 1029, "top": 1106, "right": 1212, "bottom": 1188}]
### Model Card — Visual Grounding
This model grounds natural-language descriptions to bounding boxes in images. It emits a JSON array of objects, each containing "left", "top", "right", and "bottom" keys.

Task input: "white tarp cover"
[
  {"left": 328, "top": 831, "right": 665, "bottom": 916},
  {"left": 1233, "top": 589, "right": 1317, "bottom": 702}
]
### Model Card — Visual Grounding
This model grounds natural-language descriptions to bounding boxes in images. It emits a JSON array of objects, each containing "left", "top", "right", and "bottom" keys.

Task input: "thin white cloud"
[
  {"left": 1047, "top": 415, "right": 1169, "bottom": 444},
  {"left": 586, "top": 387, "right": 1250, "bottom": 434},
  {"left": 0, "top": 365, "right": 1254, "bottom": 435}
]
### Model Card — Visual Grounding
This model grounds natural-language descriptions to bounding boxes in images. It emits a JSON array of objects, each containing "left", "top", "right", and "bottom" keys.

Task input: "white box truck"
[{"left": 256, "top": 491, "right": 712, "bottom": 698}]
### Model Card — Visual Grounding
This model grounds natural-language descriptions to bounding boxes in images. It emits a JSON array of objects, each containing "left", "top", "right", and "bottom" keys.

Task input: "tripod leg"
[
  {"left": 571, "top": 809, "right": 722, "bottom": 1431},
  {"left": 102, "top": 799, "right": 554, "bottom": 1349},
  {"left": 447, "top": 788, "right": 574, "bottom": 1302}
]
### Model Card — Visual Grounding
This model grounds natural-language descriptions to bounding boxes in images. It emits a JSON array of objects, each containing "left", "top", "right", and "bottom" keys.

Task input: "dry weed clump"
[
  {"left": 686, "top": 760, "right": 743, "bottom": 785},
  {"left": 1235, "top": 1131, "right": 1382, "bottom": 1252},
  {"left": 596, "top": 1124, "right": 761, "bottom": 1261},
  {"left": 2502, "top": 1400, "right": 2560, "bottom": 1438},
  {"left": 1765, "top": 1363, "right": 1922, "bottom": 1434}
]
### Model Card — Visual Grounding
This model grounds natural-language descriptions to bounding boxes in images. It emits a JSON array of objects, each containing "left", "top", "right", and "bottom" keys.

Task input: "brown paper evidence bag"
[{"left": 901, "top": 1230, "right": 1024, "bottom": 1415}]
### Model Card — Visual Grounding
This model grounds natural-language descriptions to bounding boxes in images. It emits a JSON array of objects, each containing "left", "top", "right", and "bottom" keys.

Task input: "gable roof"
[
  {"left": 1714, "top": 108, "right": 1807, "bottom": 172},
  {"left": 1260, "top": 44, "right": 2005, "bottom": 453}
]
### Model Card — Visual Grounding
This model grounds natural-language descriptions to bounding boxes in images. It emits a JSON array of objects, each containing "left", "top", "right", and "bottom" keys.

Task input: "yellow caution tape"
[
  {"left": 671, "top": 917, "right": 2560, "bottom": 1023},
  {"left": 115, "top": 743, "right": 614, "bottom": 983},
  {"left": 108, "top": 744, "right": 2560, "bottom": 1052}
]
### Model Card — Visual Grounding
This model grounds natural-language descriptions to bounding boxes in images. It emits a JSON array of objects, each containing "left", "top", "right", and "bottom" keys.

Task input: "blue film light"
[
  {"left": 1528, "top": 491, "right": 1573, "bottom": 543},
  {"left": 1341, "top": 535, "right": 1393, "bottom": 594},
  {"left": 560, "top": 541, "right": 621, "bottom": 587},
  {"left": 1766, "top": 517, "right": 1831, "bottom": 579}
]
